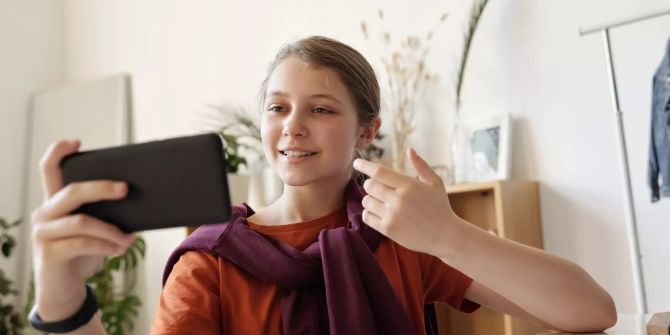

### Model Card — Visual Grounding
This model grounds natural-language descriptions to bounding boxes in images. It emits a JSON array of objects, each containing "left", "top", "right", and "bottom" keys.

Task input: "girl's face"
[{"left": 261, "top": 56, "right": 375, "bottom": 186}]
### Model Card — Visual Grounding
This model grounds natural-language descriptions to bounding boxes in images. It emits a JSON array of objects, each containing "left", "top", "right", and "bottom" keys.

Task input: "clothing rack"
[{"left": 579, "top": 7, "right": 670, "bottom": 315}]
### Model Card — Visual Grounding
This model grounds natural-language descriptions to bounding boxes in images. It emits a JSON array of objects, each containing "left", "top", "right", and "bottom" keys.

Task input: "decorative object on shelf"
[
  {"left": 430, "top": 164, "right": 453, "bottom": 185},
  {"left": 450, "top": 0, "right": 491, "bottom": 184},
  {"left": 361, "top": 9, "right": 448, "bottom": 173},
  {"left": 0, "top": 216, "right": 25, "bottom": 335},
  {"left": 467, "top": 112, "right": 511, "bottom": 182},
  {"left": 450, "top": 115, "right": 474, "bottom": 183}
]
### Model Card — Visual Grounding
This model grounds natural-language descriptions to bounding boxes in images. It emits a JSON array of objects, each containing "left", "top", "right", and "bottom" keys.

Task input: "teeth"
[{"left": 283, "top": 151, "right": 314, "bottom": 157}]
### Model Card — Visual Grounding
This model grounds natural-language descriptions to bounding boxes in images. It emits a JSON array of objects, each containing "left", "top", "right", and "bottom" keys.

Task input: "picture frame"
[{"left": 466, "top": 113, "right": 512, "bottom": 182}]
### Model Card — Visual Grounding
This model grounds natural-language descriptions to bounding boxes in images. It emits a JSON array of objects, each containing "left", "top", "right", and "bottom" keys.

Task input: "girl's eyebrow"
[
  {"left": 310, "top": 94, "right": 342, "bottom": 105},
  {"left": 266, "top": 91, "right": 342, "bottom": 105}
]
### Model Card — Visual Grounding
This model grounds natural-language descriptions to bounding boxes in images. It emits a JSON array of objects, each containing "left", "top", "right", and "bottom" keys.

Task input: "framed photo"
[{"left": 466, "top": 113, "right": 512, "bottom": 182}]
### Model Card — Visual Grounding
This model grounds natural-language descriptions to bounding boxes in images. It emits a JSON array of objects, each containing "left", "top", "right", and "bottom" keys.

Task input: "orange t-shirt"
[{"left": 151, "top": 206, "right": 478, "bottom": 335}]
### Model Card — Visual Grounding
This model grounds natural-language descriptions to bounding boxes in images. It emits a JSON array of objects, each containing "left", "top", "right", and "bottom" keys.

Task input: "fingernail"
[
  {"left": 115, "top": 182, "right": 127, "bottom": 193},
  {"left": 353, "top": 159, "right": 362, "bottom": 170}
]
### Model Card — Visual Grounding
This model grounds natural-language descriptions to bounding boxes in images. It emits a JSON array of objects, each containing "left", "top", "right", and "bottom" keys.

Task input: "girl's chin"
[
  {"left": 279, "top": 173, "right": 321, "bottom": 187},
  {"left": 279, "top": 171, "right": 351, "bottom": 187}
]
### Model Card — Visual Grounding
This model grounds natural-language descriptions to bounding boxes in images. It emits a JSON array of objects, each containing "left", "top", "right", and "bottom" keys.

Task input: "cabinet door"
[{"left": 438, "top": 182, "right": 545, "bottom": 335}]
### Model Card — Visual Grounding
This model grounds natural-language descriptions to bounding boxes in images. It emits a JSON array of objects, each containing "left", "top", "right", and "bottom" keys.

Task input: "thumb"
[{"left": 407, "top": 147, "right": 442, "bottom": 188}]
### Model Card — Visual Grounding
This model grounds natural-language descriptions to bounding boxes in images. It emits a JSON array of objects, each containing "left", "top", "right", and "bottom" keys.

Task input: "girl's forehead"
[{"left": 266, "top": 57, "right": 350, "bottom": 101}]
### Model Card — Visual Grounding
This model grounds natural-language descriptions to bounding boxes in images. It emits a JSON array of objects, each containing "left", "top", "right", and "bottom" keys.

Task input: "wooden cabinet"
[{"left": 437, "top": 180, "right": 545, "bottom": 335}]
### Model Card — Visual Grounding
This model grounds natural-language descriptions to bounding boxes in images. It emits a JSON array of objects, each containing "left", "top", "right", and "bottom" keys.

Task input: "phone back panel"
[{"left": 60, "top": 133, "right": 232, "bottom": 232}]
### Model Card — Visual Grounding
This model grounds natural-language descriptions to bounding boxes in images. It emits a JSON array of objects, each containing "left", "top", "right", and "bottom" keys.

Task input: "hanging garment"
[{"left": 649, "top": 36, "right": 670, "bottom": 202}]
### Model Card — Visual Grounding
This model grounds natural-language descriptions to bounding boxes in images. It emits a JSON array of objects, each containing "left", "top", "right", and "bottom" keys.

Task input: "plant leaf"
[{"left": 1, "top": 235, "right": 16, "bottom": 257}]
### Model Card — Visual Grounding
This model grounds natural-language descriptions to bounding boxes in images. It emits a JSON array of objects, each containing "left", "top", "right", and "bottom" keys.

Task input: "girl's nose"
[{"left": 282, "top": 111, "right": 308, "bottom": 138}]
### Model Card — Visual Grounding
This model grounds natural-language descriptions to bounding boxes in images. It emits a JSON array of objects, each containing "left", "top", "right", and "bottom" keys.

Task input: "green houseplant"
[
  {"left": 24, "top": 231, "right": 146, "bottom": 335},
  {"left": 0, "top": 216, "right": 25, "bottom": 335},
  {"left": 87, "top": 236, "right": 146, "bottom": 335},
  {"left": 203, "top": 104, "right": 263, "bottom": 174},
  {"left": 191, "top": 103, "right": 263, "bottom": 211}
]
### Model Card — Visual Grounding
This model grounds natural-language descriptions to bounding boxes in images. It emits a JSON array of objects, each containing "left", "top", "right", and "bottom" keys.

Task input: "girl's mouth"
[{"left": 279, "top": 150, "right": 317, "bottom": 157}]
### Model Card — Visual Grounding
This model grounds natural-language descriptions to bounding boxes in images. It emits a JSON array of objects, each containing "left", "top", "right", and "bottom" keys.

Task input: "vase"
[
  {"left": 392, "top": 133, "right": 407, "bottom": 173},
  {"left": 450, "top": 106, "right": 473, "bottom": 184}
]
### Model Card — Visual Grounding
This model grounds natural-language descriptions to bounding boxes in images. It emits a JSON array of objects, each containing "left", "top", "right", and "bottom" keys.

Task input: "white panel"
[{"left": 20, "top": 74, "right": 131, "bottom": 304}]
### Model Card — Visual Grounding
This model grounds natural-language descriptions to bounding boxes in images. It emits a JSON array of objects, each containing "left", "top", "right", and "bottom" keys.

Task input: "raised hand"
[{"left": 353, "top": 147, "right": 465, "bottom": 256}]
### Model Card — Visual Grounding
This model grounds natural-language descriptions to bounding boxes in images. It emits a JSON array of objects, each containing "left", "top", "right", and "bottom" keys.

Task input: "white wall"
[
  {"left": 0, "top": 0, "right": 64, "bottom": 307},
  {"left": 3, "top": 0, "right": 669, "bottom": 333}
]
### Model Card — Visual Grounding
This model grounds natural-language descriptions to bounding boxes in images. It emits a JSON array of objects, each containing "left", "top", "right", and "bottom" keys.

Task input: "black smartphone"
[{"left": 60, "top": 133, "right": 232, "bottom": 233}]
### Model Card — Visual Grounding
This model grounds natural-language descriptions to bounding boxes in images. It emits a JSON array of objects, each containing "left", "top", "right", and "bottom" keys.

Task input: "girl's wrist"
[
  {"left": 36, "top": 284, "right": 87, "bottom": 321},
  {"left": 35, "top": 266, "right": 88, "bottom": 320},
  {"left": 432, "top": 213, "right": 479, "bottom": 262}
]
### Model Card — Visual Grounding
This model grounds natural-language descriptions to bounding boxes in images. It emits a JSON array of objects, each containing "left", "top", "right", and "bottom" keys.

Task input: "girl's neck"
[{"left": 270, "top": 174, "right": 350, "bottom": 225}]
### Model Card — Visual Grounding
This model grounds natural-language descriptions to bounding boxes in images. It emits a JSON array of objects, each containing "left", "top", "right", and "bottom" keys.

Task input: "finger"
[
  {"left": 353, "top": 158, "right": 408, "bottom": 188},
  {"left": 407, "top": 147, "right": 443, "bottom": 188},
  {"left": 361, "top": 208, "right": 383, "bottom": 232},
  {"left": 361, "top": 195, "right": 387, "bottom": 219},
  {"left": 33, "top": 214, "right": 135, "bottom": 248},
  {"left": 363, "top": 178, "right": 393, "bottom": 202},
  {"left": 39, "top": 139, "right": 81, "bottom": 201},
  {"left": 46, "top": 236, "right": 130, "bottom": 260},
  {"left": 37, "top": 180, "right": 128, "bottom": 221}
]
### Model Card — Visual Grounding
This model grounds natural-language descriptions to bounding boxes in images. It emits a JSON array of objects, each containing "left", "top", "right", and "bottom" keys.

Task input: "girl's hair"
[{"left": 258, "top": 36, "right": 380, "bottom": 184}]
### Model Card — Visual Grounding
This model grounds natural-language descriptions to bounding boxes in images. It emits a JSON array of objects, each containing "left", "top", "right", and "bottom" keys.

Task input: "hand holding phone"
[{"left": 31, "top": 139, "right": 135, "bottom": 324}]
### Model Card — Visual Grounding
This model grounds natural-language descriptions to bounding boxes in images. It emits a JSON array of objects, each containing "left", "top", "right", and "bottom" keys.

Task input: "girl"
[{"left": 30, "top": 36, "right": 616, "bottom": 335}]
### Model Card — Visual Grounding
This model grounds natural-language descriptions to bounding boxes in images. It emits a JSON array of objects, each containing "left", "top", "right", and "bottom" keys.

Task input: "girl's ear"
[{"left": 355, "top": 117, "right": 382, "bottom": 149}]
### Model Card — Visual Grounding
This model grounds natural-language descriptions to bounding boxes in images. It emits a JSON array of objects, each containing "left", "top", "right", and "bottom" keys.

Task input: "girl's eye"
[
  {"left": 314, "top": 107, "right": 332, "bottom": 114},
  {"left": 268, "top": 106, "right": 284, "bottom": 113}
]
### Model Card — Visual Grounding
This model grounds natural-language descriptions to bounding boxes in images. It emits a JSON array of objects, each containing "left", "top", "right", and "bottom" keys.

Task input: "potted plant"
[
  {"left": 24, "top": 230, "right": 146, "bottom": 335},
  {"left": 0, "top": 216, "right": 25, "bottom": 335},
  {"left": 200, "top": 104, "right": 264, "bottom": 207}
]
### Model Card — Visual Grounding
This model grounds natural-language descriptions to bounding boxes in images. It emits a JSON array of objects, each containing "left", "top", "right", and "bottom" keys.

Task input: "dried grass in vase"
[{"left": 361, "top": 9, "right": 448, "bottom": 172}]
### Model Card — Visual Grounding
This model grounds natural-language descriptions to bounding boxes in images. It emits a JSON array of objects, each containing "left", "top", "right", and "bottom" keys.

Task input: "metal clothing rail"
[
  {"left": 580, "top": 8, "right": 670, "bottom": 36},
  {"left": 579, "top": 7, "right": 670, "bottom": 315}
]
